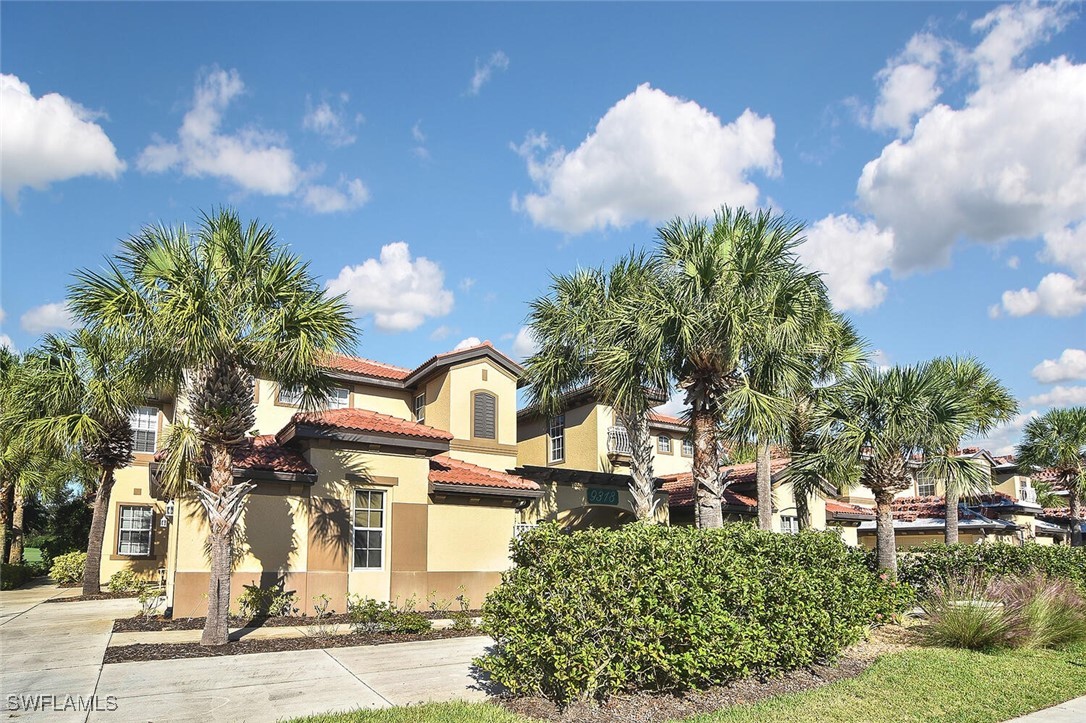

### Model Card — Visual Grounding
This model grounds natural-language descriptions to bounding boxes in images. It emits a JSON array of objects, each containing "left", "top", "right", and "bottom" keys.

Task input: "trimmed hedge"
[
  {"left": 49, "top": 551, "right": 86, "bottom": 585},
  {"left": 1, "top": 563, "right": 38, "bottom": 590},
  {"left": 477, "top": 523, "right": 909, "bottom": 703},
  {"left": 895, "top": 544, "right": 1086, "bottom": 593}
]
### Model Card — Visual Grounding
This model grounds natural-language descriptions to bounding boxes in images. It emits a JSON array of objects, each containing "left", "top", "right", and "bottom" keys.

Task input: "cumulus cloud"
[
  {"left": 871, "top": 349, "right": 893, "bottom": 372},
  {"left": 20, "top": 302, "right": 76, "bottom": 334},
  {"left": 303, "top": 93, "right": 361, "bottom": 148},
  {"left": 1, "top": 73, "right": 125, "bottom": 205},
  {"left": 1000, "top": 273, "right": 1086, "bottom": 317},
  {"left": 1027, "top": 385, "right": 1086, "bottom": 408},
  {"left": 869, "top": 33, "right": 950, "bottom": 135},
  {"left": 514, "top": 84, "right": 779, "bottom": 234},
  {"left": 301, "top": 176, "right": 369, "bottom": 214},
  {"left": 1032, "top": 348, "right": 1086, "bottom": 384},
  {"left": 969, "top": 409, "right": 1039, "bottom": 455},
  {"left": 511, "top": 326, "right": 539, "bottom": 360},
  {"left": 468, "top": 51, "right": 509, "bottom": 96},
  {"left": 800, "top": 214, "right": 895, "bottom": 311},
  {"left": 138, "top": 68, "right": 303, "bottom": 195},
  {"left": 970, "top": 0, "right": 1070, "bottom": 83},
  {"left": 453, "top": 337, "right": 482, "bottom": 351},
  {"left": 326, "top": 242, "right": 453, "bottom": 332},
  {"left": 654, "top": 389, "right": 688, "bottom": 418}
]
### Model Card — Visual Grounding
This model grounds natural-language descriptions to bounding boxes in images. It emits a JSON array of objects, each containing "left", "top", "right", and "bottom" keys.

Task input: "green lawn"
[{"left": 288, "top": 642, "right": 1086, "bottom": 723}]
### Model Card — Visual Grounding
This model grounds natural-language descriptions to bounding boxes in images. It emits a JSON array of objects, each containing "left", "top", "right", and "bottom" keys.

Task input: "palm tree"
[
  {"left": 651, "top": 207, "right": 823, "bottom": 528},
  {"left": 1016, "top": 407, "right": 1086, "bottom": 547},
  {"left": 12, "top": 330, "right": 147, "bottom": 593},
  {"left": 930, "top": 357, "right": 1017, "bottom": 544},
  {"left": 523, "top": 254, "right": 669, "bottom": 520},
  {"left": 70, "top": 208, "right": 357, "bottom": 645},
  {"left": 801, "top": 361, "right": 984, "bottom": 574}
]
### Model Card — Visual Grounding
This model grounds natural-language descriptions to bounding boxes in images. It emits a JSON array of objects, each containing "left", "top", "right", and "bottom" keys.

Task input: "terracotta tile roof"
[
  {"left": 889, "top": 493, "right": 1019, "bottom": 522},
  {"left": 289, "top": 408, "right": 453, "bottom": 441},
  {"left": 323, "top": 353, "right": 411, "bottom": 381},
  {"left": 648, "top": 411, "right": 687, "bottom": 428},
  {"left": 429, "top": 454, "right": 540, "bottom": 491},
  {"left": 1039, "top": 506, "right": 1073, "bottom": 520},
  {"left": 825, "top": 500, "right": 876, "bottom": 519},
  {"left": 153, "top": 435, "right": 316, "bottom": 476},
  {"left": 660, "top": 458, "right": 790, "bottom": 509}
]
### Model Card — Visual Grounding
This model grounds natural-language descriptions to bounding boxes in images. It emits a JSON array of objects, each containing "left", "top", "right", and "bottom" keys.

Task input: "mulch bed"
[
  {"left": 113, "top": 609, "right": 482, "bottom": 632},
  {"left": 103, "top": 627, "right": 482, "bottom": 664},
  {"left": 45, "top": 592, "right": 139, "bottom": 603},
  {"left": 499, "top": 626, "right": 919, "bottom": 723}
]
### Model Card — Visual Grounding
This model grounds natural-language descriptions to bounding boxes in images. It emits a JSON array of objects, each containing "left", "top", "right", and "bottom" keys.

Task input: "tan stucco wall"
[
  {"left": 524, "top": 481, "right": 668, "bottom": 527},
  {"left": 517, "top": 402, "right": 603, "bottom": 471},
  {"left": 98, "top": 462, "right": 168, "bottom": 585},
  {"left": 251, "top": 378, "right": 414, "bottom": 437}
]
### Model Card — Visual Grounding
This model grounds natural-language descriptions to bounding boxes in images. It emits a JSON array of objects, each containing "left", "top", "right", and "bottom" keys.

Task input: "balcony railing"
[
  {"left": 1018, "top": 486, "right": 1038, "bottom": 504},
  {"left": 606, "top": 426, "right": 632, "bottom": 457}
]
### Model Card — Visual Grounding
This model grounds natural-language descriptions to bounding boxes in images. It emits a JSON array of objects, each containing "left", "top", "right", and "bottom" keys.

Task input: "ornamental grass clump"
[
  {"left": 995, "top": 574, "right": 1086, "bottom": 649},
  {"left": 476, "top": 523, "right": 907, "bottom": 703},
  {"left": 919, "top": 573, "right": 1010, "bottom": 650}
]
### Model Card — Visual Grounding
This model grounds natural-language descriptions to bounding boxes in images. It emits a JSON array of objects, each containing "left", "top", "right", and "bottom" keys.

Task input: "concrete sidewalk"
[
  {"left": 1, "top": 582, "right": 492, "bottom": 722},
  {"left": 1003, "top": 696, "right": 1086, "bottom": 722}
]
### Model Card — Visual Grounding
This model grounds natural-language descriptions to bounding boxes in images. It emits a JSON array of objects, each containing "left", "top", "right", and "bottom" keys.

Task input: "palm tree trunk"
[
  {"left": 796, "top": 489, "right": 811, "bottom": 531},
  {"left": 1, "top": 481, "right": 13, "bottom": 564},
  {"left": 202, "top": 444, "right": 236, "bottom": 646},
  {"left": 621, "top": 411, "right": 655, "bottom": 522},
  {"left": 756, "top": 442, "right": 773, "bottom": 531},
  {"left": 692, "top": 405, "right": 722, "bottom": 528},
  {"left": 83, "top": 468, "right": 115, "bottom": 596},
  {"left": 874, "top": 488, "right": 898, "bottom": 575},
  {"left": 8, "top": 492, "right": 25, "bottom": 565},
  {"left": 944, "top": 487, "right": 960, "bottom": 545},
  {"left": 1071, "top": 488, "right": 1083, "bottom": 548}
]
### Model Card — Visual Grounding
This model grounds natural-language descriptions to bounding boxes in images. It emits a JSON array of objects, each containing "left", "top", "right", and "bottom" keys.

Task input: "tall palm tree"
[
  {"left": 70, "top": 208, "right": 357, "bottom": 646},
  {"left": 13, "top": 330, "right": 146, "bottom": 594},
  {"left": 523, "top": 254, "right": 669, "bottom": 520},
  {"left": 801, "top": 361, "right": 983, "bottom": 574},
  {"left": 1016, "top": 407, "right": 1086, "bottom": 547},
  {"left": 651, "top": 207, "right": 822, "bottom": 528},
  {"left": 930, "top": 357, "right": 1017, "bottom": 544}
]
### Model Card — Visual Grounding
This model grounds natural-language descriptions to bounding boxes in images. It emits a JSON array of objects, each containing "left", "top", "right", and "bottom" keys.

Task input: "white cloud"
[
  {"left": 429, "top": 325, "right": 454, "bottom": 341},
  {"left": 970, "top": 409, "right": 1039, "bottom": 455},
  {"left": 301, "top": 176, "right": 369, "bottom": 214},
  {"left": 871, "top": 349, "right": 893, "bottom": 372},
  {"left": 303, "top": 94, "right": 360, "bottom": 148},
  {"left": 869, "top": 33, "right": 949, "bottom": 135},
  {"left": 0, "top": 335, "right": 14, "bottom": 353},
  {"left": 1, "top": 73, "right": 125, "bottom": 205},
  {"left": 511, "top": 326, "right": 539, "bottom": 360},
  {"left": 1027, "top": 385, "right": 1086, "bottom": 408},
  {"left": 459, "top": 277, "right": 476, "bottom": 293},
  {"left": 654, "top": 389, "right": 688, "bottom": 418},
  {"left": 410, "top": 121, "right": 429, "bottom": 160},
  {"left": 468, "top": 51, "right": 509, "bottom": 96},
  {"left": 514, "top": 84, "right": 779, "bottom": 234},
  {"left": 800, "top": 214, "right": 895, "bottom": 311},
  {"left": 326, "top": 242, "right": 453, "bottom": 332},
  {"left": 0, "top": 307, "right": 5, "bottom": 325},
  {"left": 20, "top": 302, "right": 76, "bottom": 334},
  {"left": 1006, "top": 255, "right": 1020, "bottom": 269},
  {"left": 453, "top": 337, "right": 482, "bottom": 351},
  {"left": 1032, "top": 349, "right": 1086, "bottom": 384},
  {"left": 971, "top": 0, "right": 1070, "bottom": 83},
  {"left": 138, "top": 67, "right": 303, "bottom": 195},
  {"left": 1000, "top": 272, "right": 1086, "bottom": 317}
]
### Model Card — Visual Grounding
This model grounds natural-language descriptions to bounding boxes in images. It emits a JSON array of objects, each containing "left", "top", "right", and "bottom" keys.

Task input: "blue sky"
[{"left": 2, "top": 1, "right": 1084, "bottom": 452}]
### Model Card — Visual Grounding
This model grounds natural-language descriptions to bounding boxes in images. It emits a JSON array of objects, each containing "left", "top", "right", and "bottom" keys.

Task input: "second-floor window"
[
  {"left": 473, "top": 391, "right": 496, "bottom": 439},
  {"left": 548, "top": 414, "right": 565, "bottom": 463},
  {"left": 278, "top": 384, "right": 304, "bottom": 406},
  {"left": 917, "top": 474, "right": 936, "bottom": 497},
  {"left": 781, "top": 515, "right": 800, "bottom": 535},
  {"left": 657, "top": 435, "right": 672, "bottom": 454},
  {"left": 415, "top": 393, "right": 426, "bottom": 423},
  {"left": 130, "top": 406, "right": 158, "bottom": 453},
  {"left": 682, "top": 438, "right": 694, "bottom": 457}
]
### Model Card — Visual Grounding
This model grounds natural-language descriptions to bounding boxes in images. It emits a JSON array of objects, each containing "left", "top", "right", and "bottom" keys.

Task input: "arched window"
[{"left": 473, "top": 391, "right": 497, "bottom": 439}]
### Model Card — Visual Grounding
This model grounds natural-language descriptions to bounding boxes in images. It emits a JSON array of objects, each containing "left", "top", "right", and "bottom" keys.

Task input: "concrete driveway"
[{"left": 1, "top": 582, "right": 493, "bottom": 722}]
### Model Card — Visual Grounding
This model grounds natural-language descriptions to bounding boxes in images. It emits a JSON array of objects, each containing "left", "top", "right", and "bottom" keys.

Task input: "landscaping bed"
[
  {"left": 44, "top": 591, "right": 138, "bottom": 603},
  {"left": 112, "top": 609, "right": 482, "bottom": 632},
  {"left": 103, "top": 626, "right": 482, "bottom": 663}
]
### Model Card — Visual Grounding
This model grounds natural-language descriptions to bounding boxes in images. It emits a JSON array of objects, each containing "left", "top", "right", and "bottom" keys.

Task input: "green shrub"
[
  {"left": 107, "top": 570, "right": 148, "bottom": 595},
  {"left": 477, "top": 523, "right": 907, "bottom": 702},
  {"left": 49, "top": 551, "right": 86, "bottom": 585},
  {"left": 1, "top": 563, "right": 37, "bottom": 590},
  {"left": 347, "top": 594, "right": 434, "bottom": 634},
  {"left": 236, "top": 583, "right": 297, "bottom": 619},
  {"left": 895, "top": 544, "right": 1086, "bottom": 592}
]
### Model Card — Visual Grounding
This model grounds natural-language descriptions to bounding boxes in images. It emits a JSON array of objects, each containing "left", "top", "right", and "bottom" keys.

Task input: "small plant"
[
  {"left": 49, "top": 551, "right": 86, "bottom": 585},
  {"left": 920, "top": 574, "right": 1010, "bottom": 650},
  {"left": 427, "top": 590, "right": 452, "bottom": 616},
  {"left": 450, "top": 588, "right": 475, "bottom": 631},
  {"left": 107, "top": 570, "right": 147, "bottom": 595},
  {"left": 309, "top": 594, "right": 338, "bottom": 638},
  {"left": 236, "top": 583, "right": 296, "bottom": 619},
  {"left": 347, "top": 594, "right": 390, "bottom": 634},
  {"left": 137, "top": 584, "right": 165, "bottom": 617}
]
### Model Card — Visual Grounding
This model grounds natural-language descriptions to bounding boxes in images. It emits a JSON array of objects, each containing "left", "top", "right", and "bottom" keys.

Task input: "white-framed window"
[
  {"left": 682, "top": 439, "right": 694, "bottom": 457},
  {"left": 548, "top": 414, "right": 565, "bottom": 463},
  {"left": 781, "top": 515, "right": 800, "bottom": 535},
  {"left": 657, "top": 435, "right": 672, "bottom": 454},
  {"left": 130, "top": 406, "right": 158, "bottom": 453},
  {"left": 328, "top": 387, "right": 350, "bottom": 409},
  {"left": 352, "top": 490, "right": 385, "bottom": 570},
  {"left": 277, "top": 384, "right": 304, "bottom": 406},
  {"left": 917, "top": 475, "right": 936, "bottom": 497},
  {"left": 414, "top": 393, "right": 426, "bottom": 423},
  {"left": 473, "top": 391, "right": 497, "bottom": 439},
  {"left": 118, "top": 505, "right": 153, "bottom": 556}
]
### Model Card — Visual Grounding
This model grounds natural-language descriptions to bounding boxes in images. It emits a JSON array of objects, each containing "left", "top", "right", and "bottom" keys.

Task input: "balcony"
[
  {"left": 606, "top": 426, "right": 632, "bottom": 458},
  {"left": 1018, "top": 486, "right": 1038, "bottom": 504}
]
